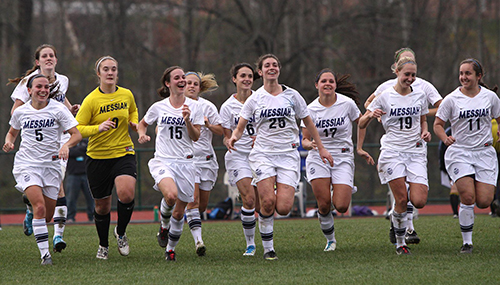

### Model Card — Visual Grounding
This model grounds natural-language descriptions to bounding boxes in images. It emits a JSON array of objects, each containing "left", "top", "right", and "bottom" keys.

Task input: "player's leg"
[
  {"left": 52, "top": 184, "right": 67, "bottom": 253},
  {"left": 236, "top": 177, "right": 258, "bottom": 256}
]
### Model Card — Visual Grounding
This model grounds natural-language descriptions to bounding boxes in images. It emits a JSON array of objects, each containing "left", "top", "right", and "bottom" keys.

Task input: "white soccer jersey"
[
  {"left": 368, "top": 87, "right": 429, "bottom": 153},
  {"left": 436, "top": 86, "right": 500, "bottom": 150},
  {"left": 11, "top": 70, "right": 69, "bottom": 105},
  {"left": 219, "top": 93, "right": 255, "bottom": 153},
  {"left": 143, "top": 97, "right": 204, "bottom": 160},
  {"left": 192, "top": 97, "right": 221, "bottom": 163},
  {"left": 374, "top": 77, "right": 442, "bottom": 106},
  {"left": 9, "top": 99, "right": 78, "bottom": 169},
  {"left": 300, "top": 94, "right": 361, "bottom": 158},
  {"left": 239, "top": 85, "right": 309, "bottom": 153}
]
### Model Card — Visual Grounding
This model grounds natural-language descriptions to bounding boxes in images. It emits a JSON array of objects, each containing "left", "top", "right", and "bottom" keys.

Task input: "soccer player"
[
  {"left": 8, "top": 44, "right": 79, "bottom": 252},
  {"left": 434, "top": 58, "right": 500, "bottom": 254},
  {"left": 301, "top": 69, "right": 374, "bottom": 252},
  {"left": 228, "top": 54, "right": 333, "bottom": 260},
  {"left": 364, "top": 47, "right": 442, "bottom": 245},
  {"left": 183, "top": 71, "right": 222, "bottom": 257},
  {"left": 220, "top": 63, "right": 260, "bottom": 256},
  {"left": 360, "top": 57, "right": 431, "bottom": 255},
  {"left": 75, "top": 56, "right": 139, "bottom": 259},
  {"left": 138, "top": 66, "right": 204, "bottom": 261},
  {"left": 3, "top": 74, "right": 81, "bottom": 265}
]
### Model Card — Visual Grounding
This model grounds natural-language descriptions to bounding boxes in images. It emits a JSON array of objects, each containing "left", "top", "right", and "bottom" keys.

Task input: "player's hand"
[
  {"left": 99, "top": 118, "right": 115, "bottom": 132},
  {"left": 70, "top": 104, "right": 80, "bottom": 115},
  {"left": 2, "top": 142, "right": 14, "bottom": 153},
  {"left": 138, "top": 134, "right": 150, "bottom": 144},
  {"left": 319, "top": 148, "right": 334, "bottom": 167},
  {"left": 444, "top": 135, "right": 456, "bottom": 146},
  {"left": 129, "top": 122, "right": 138, "bottom": 132},
  {"left": 421, "top": 131, "right": 431, "bottom": 142},
  {"left": 357, "top": 149, "right": 375, "bottom": 165},
  {"left": 182, "top": 105, "right": 191, "bottom": 121},
  {"left": 371, "top": 109, "right": 386, "bottom": 118},
  {"left": 59, "top": 145, "right": 70, "bottom": 160},
  {"left": 227, "top": 136, "right": 238, "bottom": 152}
]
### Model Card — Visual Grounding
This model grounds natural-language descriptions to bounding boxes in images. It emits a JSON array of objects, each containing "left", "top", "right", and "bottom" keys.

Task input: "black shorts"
[{"left": 85, "top": 154, "right": 137, "bottom": 199}]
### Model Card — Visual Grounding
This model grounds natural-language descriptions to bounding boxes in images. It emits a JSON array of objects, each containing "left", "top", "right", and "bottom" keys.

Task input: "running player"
[
  {"left": 434, "top": 58, "right": 500, "bottom": 254},
  {"left": 138, "top": 66, "right": 203, "bottom": 261},
  {"left": 75, "top": 56, "right": 138, "bottom": 259},
  {"left": 220, "top": 63, "right": 260, "bottom": 256},
  {"left": 364, "top": 47, "right": 442, "bottom": 245},
  {"left": 3, "top": 74, "right": 81, "bottom": 265},
  {"left": 301, "top": 69, "right": 374, "bottom": 252},
  {"left": 183, "top": 71, "right": 222, "bottom": 257},
  {"left": 228, "top": 54, "right": 333, "bottom": 260},
  {"left": 8, "top": 44, "right": 79, "bottom": 252},
  {"left": 359, "top": 57, "right": 431, "bottom": 255}
]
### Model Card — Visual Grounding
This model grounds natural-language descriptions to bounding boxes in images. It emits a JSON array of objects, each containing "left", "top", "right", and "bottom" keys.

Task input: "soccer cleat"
[
  {"left": 157, "top": 226, "right": 169, "bottom": 248},
  {"left": 23, "top": 209, "right": 33, "bottom": 236},
  {"left": 96, "top": 245, "right": 109, "bottom": 259},
  {"left": 243, "top": 245, "right": 256, "bottom": 256},
  {"left": 405, "top": 229, "right": 420, "bottom": 244},
  {"left": 114, "top": 227, "right": 130, "bottom": 256},
  {"left": 396, "top": 245, "right": 411, "bottom": 255},
  {"left": 324, "top": 241, "right": 337, "bottom": 252},
  {"left": 41, "top": 253, "right": 53, "bottom": 265},
  {"left": 196, "top": 241, "right": 206, "bottom": 256},
  {"left": 460, "top": 243, "right": 473, "bottom": 254},
  {"left": 453, "top": 214, "right": 458, "bottom": 219},
  {"left": 53, "top": 235, "right": 67, "bottom": 253},
  {"left": 389, "top": 221, "right": 396, "bottom": 244},
  {"left": 263, "top": 250, "right": 278, "bottom": 260},
  {"left": 165, "top": 250, "right": 176, "bottom": 261}
]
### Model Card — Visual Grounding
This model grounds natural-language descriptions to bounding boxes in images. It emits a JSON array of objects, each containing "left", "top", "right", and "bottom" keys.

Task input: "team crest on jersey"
[
  {"left": 233, "top": 169, "right": 238, "bottom": 177},
  {"left": 24, "top": 174, "right": 30, "bottom": 182},
  {"left": 159, "top": 169, "right": 165, "bottom": 175},
  {"left": 387, "top": 168, "right": 393, "bottom": 175},
  {"left": 255, "top": 168, "right": 262, "bottom": 177},
  {"left": 309, "top": 167, "right": 316, "bottom": 175},
  {"left": 454, "top": 168, "right": 459, "bottom": 175}
]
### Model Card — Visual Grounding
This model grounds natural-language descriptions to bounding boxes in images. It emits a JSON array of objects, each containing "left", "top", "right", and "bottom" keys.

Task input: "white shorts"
[
  {"left": 445, "top": 146, "right": 498, "bottom": 186},
  {"left": 377, "top": 150, "right": 428, "bottom": 186},
  {"left": 13, "top": 166, "right": 62, "bottom": 200},
  {"left": 148, "top": 157, "right": 196, "bottom": 203},
  {"left": 225, "top": 151, "right": 253, "bottom": 186},
  {"left": 193, "top": 158, "right": 218, "bottom": 190},
  {"left": 305, "top": 154, "right": 354, "bottom": 188},
  {"left": 248, "top": 150, "right": 300, "bottom": 188}
]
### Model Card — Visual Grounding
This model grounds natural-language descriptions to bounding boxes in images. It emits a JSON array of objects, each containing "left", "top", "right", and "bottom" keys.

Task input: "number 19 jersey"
[{"left": 368, "top": 87, "right": 428, "bottom": 153}]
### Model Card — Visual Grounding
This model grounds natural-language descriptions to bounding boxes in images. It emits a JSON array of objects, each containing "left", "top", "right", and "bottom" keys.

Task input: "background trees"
[{"left": 1, "top": 0, "right": 499, "bottom": 210}]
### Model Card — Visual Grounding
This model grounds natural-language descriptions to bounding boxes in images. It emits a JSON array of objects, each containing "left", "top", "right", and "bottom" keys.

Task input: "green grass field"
[{"left": 0, "top": 215, "right": 499, "bottom": 284}]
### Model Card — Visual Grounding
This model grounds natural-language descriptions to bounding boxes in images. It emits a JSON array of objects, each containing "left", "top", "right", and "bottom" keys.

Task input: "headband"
[
  {"left": 185, "top": 71, "right": 201, "bottom": 82},
  {"left": 27, "top": 74, "right": 47, "bottom": 88},
  {"left": 471, "top": 59, "right": 482, "bottom": 71},
  {"left": 95, "top": 56, "right": 116, "bottom": 73},
  {"left": 395, "top": 48, "right": 414, "bottom": 61}
]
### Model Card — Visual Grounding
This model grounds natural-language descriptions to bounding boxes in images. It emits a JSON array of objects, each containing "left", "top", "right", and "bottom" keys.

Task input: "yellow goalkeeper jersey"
[{"left": 76, "top": 86, "right": 138, "bottom": 159}]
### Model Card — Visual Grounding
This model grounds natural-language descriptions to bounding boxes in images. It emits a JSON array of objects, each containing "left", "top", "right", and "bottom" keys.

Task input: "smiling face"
[
  {"left": 233, "top": 66, "right": 254, "bottom": 91},
  {"left": 316, "top": 72, "right": 336, "bottom": 97},
  {"left": 459, "top": 62, "right": 481, "bottom": 90},
  {"left": 166, "top": 68, "right": 186, "bottom": 96},
  {"left": 185, "top": 74, "right": 201, "bottom": 99},
  {"left": 259, "top": 57, "right": 280, "bottom": 82},
  {"left": 36, "top": 47, "right": 57, "bottom": 72},
  {"left": 97, "top": 59, "right": 118, "bottom": 86},
  {"left": 396, "top": 63, "right": 417, "bottom": 89},
  {"left": 28, "top": 77, "right": 50, "bottom": 105}
]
